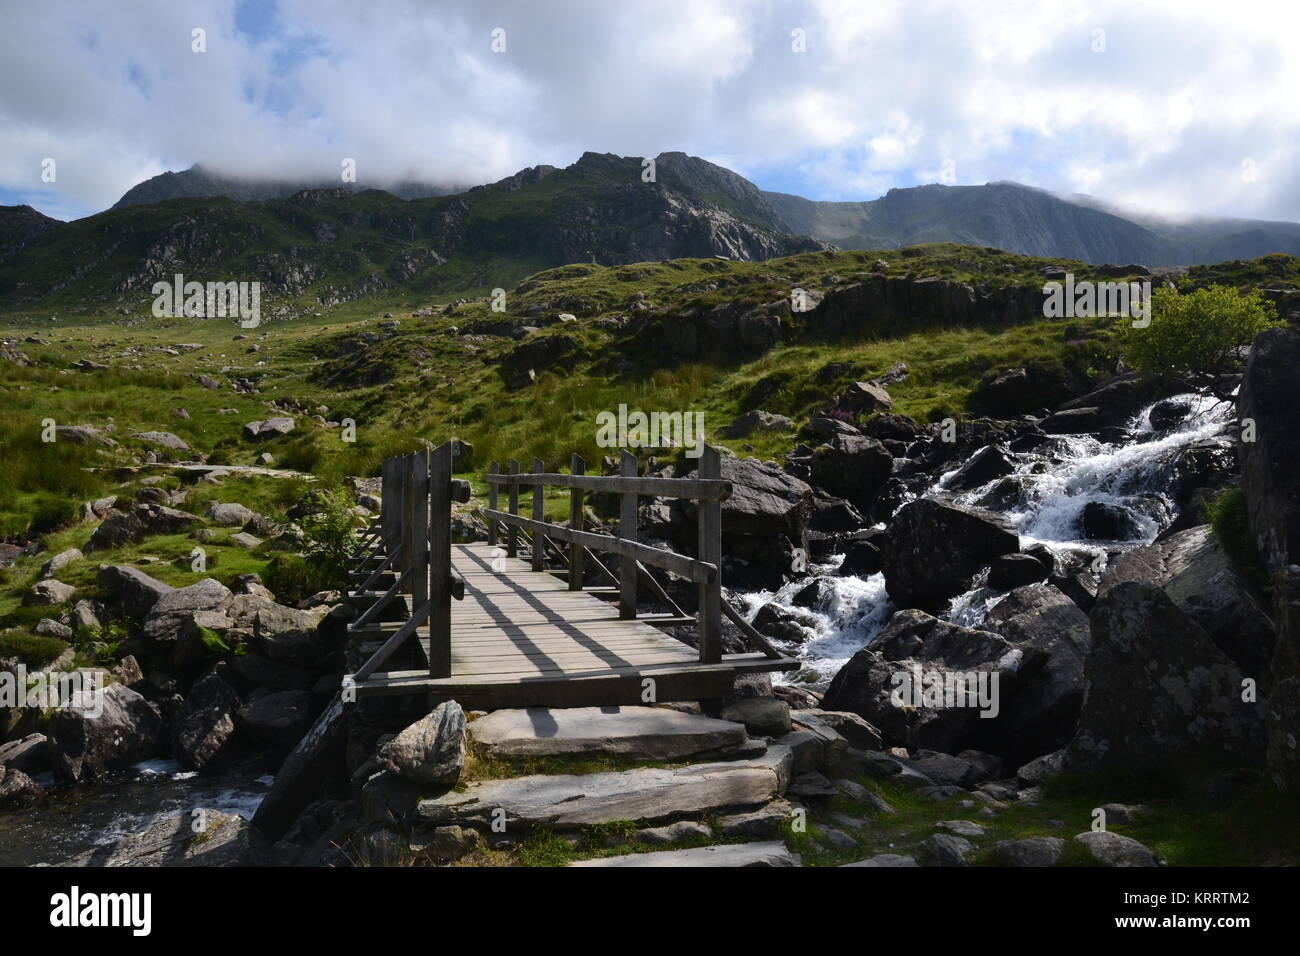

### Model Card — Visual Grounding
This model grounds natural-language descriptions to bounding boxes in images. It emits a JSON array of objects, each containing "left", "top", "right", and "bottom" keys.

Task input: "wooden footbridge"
[{"left": 343, "top": 441, "right": 798, "bottom": 709}]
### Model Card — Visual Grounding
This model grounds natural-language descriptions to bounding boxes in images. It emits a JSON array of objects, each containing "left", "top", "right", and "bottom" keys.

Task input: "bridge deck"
[{"left": 351, "top": 542, "right": 798, "bottom": 707}]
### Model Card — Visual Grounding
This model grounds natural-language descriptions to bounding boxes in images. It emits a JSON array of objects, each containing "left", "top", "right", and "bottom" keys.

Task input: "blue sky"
[{"left": 3, "top": 0, "right": 1298, "bottom": 223}]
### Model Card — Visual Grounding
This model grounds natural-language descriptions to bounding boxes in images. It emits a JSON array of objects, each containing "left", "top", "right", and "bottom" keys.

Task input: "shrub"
[
  {"left": 1116, "top": 285, "right": 1282, "bottom": 390},
  {"left": 300, "top": 486, "right": 361, "bottom": 590},
  {"left": 1206, "top": 486, "right": 1268, "bottom": 589},
  {"left": 264, "top": 553, "right": 320, "bottom": 607}
]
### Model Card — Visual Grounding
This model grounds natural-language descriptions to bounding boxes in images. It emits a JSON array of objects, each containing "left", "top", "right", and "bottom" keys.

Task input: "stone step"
[
  {"left": 417, "top": 745, "right": 792, "bottom": 830},
  {"left": 569, "top": 841, "right": 799, "bottom": 867},
  {"left": 469, "top": 705, "right": 749, "bottom": 761}
]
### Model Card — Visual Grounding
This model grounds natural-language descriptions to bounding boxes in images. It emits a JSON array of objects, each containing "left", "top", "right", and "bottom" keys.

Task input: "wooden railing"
[
  {"left": 350, "top": 441, "right": 469, "bottom": 683},
  {"left": 482, "top": 444, "right": 781, "bottom": 664}
]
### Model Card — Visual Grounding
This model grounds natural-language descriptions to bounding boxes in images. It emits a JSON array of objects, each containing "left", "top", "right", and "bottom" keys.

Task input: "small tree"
[
  {"left": 1117, "top": 285, "right": 1282, "bottom": 392},
  {"left": 299, "top": 487, "right": 361, "bottom": 591}
]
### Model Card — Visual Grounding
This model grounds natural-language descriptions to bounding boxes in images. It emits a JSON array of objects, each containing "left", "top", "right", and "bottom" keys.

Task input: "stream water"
[
  {"left": 736, "top": 393, "right": 1235, "bottom": 684},
  {"left": 0, "top": 758, "right": 272, "bottom": 866}
]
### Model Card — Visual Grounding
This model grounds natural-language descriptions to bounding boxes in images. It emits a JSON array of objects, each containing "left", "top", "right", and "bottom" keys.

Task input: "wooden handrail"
[
  {"left": 484, "top": 471, "right": 731, "bottom": 501},
  {"left": 482, "top": 508, "right": 718, "bottom": 583}
]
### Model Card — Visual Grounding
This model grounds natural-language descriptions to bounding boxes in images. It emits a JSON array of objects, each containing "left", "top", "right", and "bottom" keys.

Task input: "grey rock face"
[
  {"left": 1064, "top": 582, "right": 1264, "bottom": 780},
  {"left": 59, "top": 809, "right": 250, "bottom": 866},
  {"left": 173, "top": 672, "right": 240, "bottom": 770},
  {"left": 1074, "top": 830, "right": 1158, "bottom": 866}
]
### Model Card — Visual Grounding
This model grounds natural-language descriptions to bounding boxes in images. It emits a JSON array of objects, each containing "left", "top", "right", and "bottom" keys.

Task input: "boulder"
[
  {"left": 721, "top": 410, "right": 796, "bottom": 438},
  {"left": 1099, "top": 526, "right": 1275, "bottom": 680},
  {"left": 918, "top": 833, "right": 972, "bottom": 867},
  {"left": 881, "top": 498, "right": 1019, "bottom": 609},
  {"left": 54, "top": 424, "right": 117, "bottom": 447},
  {"left": 206, "top": 502, "right": 255, "bottom": 526},
  {"left": 1149, "top": 398, "right": 1193, "bottom": 432},
  {"left": 130, "top": 431, "right": 190, "bottom": 452},
  {"left": 821, "top": 609, "right": 1018, "bottom": 753},
  {"left": 808, "top": 435, "right": 894, "bottom": 511},
  {"left": 86, "top": 510, "right": 146, "bottom": 551},
  {"left": 47, "top": 683, "right": 163, "bottom": 782},
  {"left": 839, "top": 537, "right": 884, "bottom": 576},
  {"left": 719, "top": 697, "right": 791, "bottom": 737},
  {"left": 1238, "top": 328, "right": 1300, "bottom": 575},
  {"left": 983, "top": 583, "right": 1091, "bottom": 760},
  {"left": 1079, "top": 501, "right": 1145, "bottom": 541},
  {"left": 39, "top": 548, "right": 83, "bottom": 579},
  {"left": 243, "top": 417, "right": 295, "bottom": 440},
  {"left": 97, "top": 565, "right": 173, "bottom": 620},
  {"left": 947, "top": 445, "right": 1015, "bottom": 492},
  {"left": 834, "top": 380, "right": 893, "bottom": 414},
  {"left": 0, "top": 766, "right": 43, "bottom": 808},
  {"left": 1073, "top": 830, "right": 1158, "bottom": 867},
  {"left": 990, "top": 836, "right": 1065, "bottom": 866},
  {"left": 22, "top": 579, "right": 75, "bottom": 606},
  {"left": 247, "top": 600, "right": 331, "bottom": 668},
  {"left": 988, "top": 553, "right": 1049, "bottom": 590},
  {"left": 376, "top": 701, "right": 467, "bottom": 786},
  {"left": 173, "top": 671, "right": 240, "bottom": 769},
  {"left": 1064, "top": 582, "right": 1265, "bottom": 780},
  {"left": 142, "top": 578, "right": 233, "bottom": 644}
]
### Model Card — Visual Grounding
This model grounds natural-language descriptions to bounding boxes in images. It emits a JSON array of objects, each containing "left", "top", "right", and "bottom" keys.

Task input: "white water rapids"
[{"left": 735, "top": 393, "right": 1236, "bottom": 685}]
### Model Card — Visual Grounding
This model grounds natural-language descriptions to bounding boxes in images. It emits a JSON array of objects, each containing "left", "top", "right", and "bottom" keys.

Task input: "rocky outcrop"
[
  {"left": 60, "top": 809, "right": 251, "bottom": 866},
  {"left": 1099, "top": 526, "right": 1274, "bottom": 682},
  {"left": 1238, "top": 328, "right": 1300, "bottom": 577},
  {"left": 469, "top": 705, "right": 747, "bottom": 760},
  {"left": 173, "top": 671, "right": 240, "bottom": 769},
  {"left": 1064, "top": 582, "right": 1264, "bottom": 781}
]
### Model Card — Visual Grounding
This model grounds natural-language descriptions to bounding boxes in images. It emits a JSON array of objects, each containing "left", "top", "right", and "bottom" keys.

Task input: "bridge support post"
[
  {"left": 507, "top": 458, "right": 520, "bottom": 558},
  {"left": 697, "top": 444, "right": 722, "bottom": 664},
  {"left": 531, "top": 457, "right": 545, "bottom": 572},
  {"left": 487, "top": 460, "right": 499, "bottom": 547},
  {"left": 428, "top": 441, "right": 453, "bottom": 679},
  {"left": 619, "top": 449, "right": 638, "bottom": 619},
  {"left": 568, "top": 453, "right": 585, "bottom": 590}
]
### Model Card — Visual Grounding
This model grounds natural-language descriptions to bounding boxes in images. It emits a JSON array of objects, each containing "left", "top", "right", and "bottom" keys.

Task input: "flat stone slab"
[
  {"left": 470, "top": 706, "right": 748, "bottom": 760},
  {"left": 570, "top": 841, "right": 798, "bottom": 867},
  {"left": 418, "top": 746, "right": 792, "bottom": 830}
]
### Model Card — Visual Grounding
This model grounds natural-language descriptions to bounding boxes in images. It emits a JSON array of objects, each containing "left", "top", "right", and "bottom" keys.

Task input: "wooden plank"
[
  {"left": 568, "top": 453, "right": 584, "bottom": 591},
  {"left": 350, "top": 566, "right": 411, "bottom": 628},
  {"left": 720, "top": 599, "right": 784, "bottom": 660},
  {"left": 485, "top": 472, "right": 732, "bottom": 501},
  {"left": 409, "top": 449, "right": 430, "bottom": 643},
  {"left": 428, "top": 441, "right": 453, "bottom": 679},
  {"left": 697, "top": 443, "right": 722, "bottom": 665}
]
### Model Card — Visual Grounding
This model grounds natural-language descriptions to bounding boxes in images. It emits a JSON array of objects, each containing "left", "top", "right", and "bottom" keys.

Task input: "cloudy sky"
[{"left": 2, "top": 0, "right": 1298, "bottom": 223}]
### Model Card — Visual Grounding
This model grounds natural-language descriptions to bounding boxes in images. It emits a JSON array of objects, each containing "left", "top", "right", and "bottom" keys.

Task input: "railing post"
[
  {"left": 487, "top": 460, "right": 499, "bottom": 548},
  {"left": 507, "top": 458, "right": 520, "bottom": 558},
  {"left": 428, "top": 441, "right": 453, "bottom": 679},
  {"left": 568, "top": 453, "right": 585, "bottom": 591},
  {"left": 619, "top": 449, "right": 638, "bottom": 620},
  {"left": 697, "top": 444, "right": 722, "bottom": 663},
  {"left": 531, "top": 456, "right": 545, "bottom": 572},
  {"left": 410, "top": 449, "right": 429, "bottom": 640}
]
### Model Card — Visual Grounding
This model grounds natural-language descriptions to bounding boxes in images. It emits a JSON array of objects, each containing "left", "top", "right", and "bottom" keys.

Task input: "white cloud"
[{"left": 1, "top": 0, "right": 1298, "bottom": 222}]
